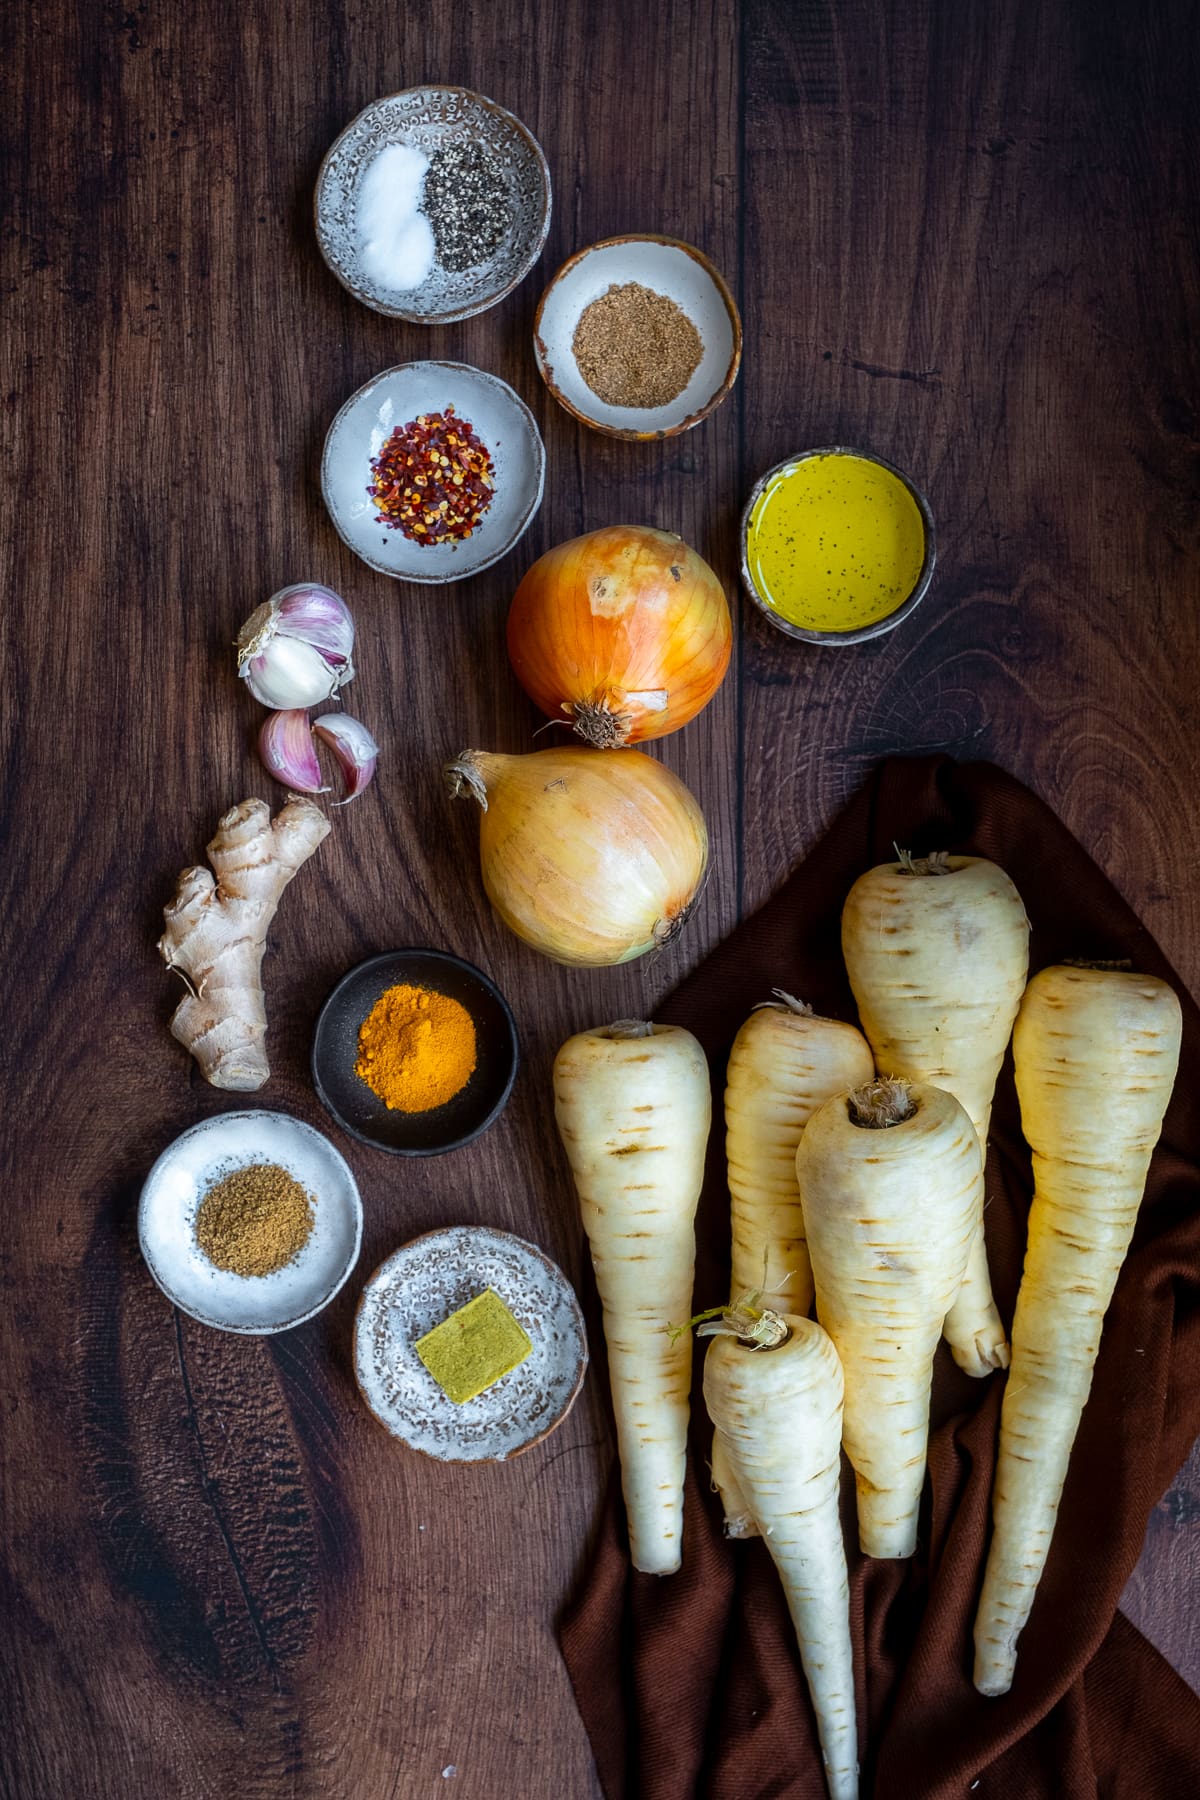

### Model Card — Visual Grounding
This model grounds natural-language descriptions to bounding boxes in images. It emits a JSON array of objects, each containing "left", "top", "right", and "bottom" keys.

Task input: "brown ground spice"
[
  {"left": 195, "top": 1162, "right": 314, "bottom": 1277},
  {"left": 572, "top": 282, "right": 704, "bottom": 408}
]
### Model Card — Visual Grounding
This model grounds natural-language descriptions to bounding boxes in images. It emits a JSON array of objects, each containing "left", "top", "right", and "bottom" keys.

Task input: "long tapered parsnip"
[
  {"left": 973, "top": 965, "right": 1182, "bottom": 1696},
  {"left": 727, "top": 994, "right": 876, "bottom": 1314},
  {"left": 798, "top": 1079, "right": 982, "bottom": 1557},
  {"left": 553, "top": 1020, "right": 711, "bottom": 1574},
  {"left": 704, "top": 1310, "right": 859, "bottom": 1800},
  {"left": 713, "top": 995, "right": 874, "bottom": 1538},
  {"left": 842, "top": 853, "right": 1029, "bottom": 1377}
]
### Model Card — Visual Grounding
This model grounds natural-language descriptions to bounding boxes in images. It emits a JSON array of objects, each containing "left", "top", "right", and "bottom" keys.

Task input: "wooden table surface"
[{"left": 4, "top": 1, "right": 1198, "bottom": 1794}]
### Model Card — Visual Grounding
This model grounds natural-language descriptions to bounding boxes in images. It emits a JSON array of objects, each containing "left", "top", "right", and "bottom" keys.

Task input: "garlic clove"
[
  {"left": 258, "top": 710, "right": 329, "bottom": 794},
  {"left": 313, "top": 713, "right": 379, "bottom": 803},
  {"left": 243, "top": 634, "right": 344, "bottom": 709}
]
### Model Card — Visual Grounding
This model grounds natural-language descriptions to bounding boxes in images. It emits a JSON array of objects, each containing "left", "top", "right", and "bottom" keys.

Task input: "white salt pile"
[{"left": 356, "top": 143, "right": 435, "bottom": 293}]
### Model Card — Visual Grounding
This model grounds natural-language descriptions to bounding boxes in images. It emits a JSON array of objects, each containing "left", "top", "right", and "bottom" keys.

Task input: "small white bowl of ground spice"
[
  {"left": 534, "top": 235, "right": 741, "bottom": 439},
  {"left": 138, "top": 1111, "right": 363, "bottom": 1334}
]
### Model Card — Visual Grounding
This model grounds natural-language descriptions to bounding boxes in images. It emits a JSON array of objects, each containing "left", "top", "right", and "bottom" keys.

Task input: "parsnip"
[
  {"left": 842, "top": 853, "right": 1029, "bottom": 1376},
  {"left": 727, "top": 994, "right": 876, "bottom": 1315},
  {"left": 714, "top": 994, "right": 872, "bottom": 1538},
  {"left": 704, "top": 1309, "right": 858, "bottom": 1800},
  {"left": 798, "top": 1079, "right": 982, "bottom": 1557},
  {"left": 973, "top": 965, "right": 1182, "bottom": 1696},
  {"left": 553, "top": 1020, "right": 710, "bottom": 1574}
]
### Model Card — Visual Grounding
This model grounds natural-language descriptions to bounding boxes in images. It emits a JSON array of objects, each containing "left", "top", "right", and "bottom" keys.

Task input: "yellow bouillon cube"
[{"left": 415, "top": 1288, "right": 533, "bottom": 1404}]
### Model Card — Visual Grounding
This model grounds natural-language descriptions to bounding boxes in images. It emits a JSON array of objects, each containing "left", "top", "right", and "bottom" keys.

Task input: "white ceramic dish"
[
  {"left": 321, "top": 361, "right": 546, "bottom": 584},
  {"left": 534, "top": 235, "right": 741, "bottom": 439},
  {"left": 354, "top": 1226, "right": 587, "bottom": 1462},
  {"left": 314, "top": 86, "right": 551, "bottom": 324},
  {"left": 138, "top": 1111, "right": 363, "bottom": 1334}
]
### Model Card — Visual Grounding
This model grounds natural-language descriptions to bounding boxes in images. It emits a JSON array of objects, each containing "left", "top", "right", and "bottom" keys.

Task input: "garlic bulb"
[{"left": 237, "top": 583, "right": 355, "bottom": 709}]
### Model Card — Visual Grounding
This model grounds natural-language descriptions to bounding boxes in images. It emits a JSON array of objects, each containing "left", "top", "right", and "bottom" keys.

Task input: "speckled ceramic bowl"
[
  {"left": 534, "top": 235, "right": 741, "bottom": 439},
  {"left": 320, "top": 360, "right": 545, "bottom": 584},
  {"left": 354, "top": 1227, "right": 588, "bottom": 1462},
  {"left": 138, "top": 1111, "right": 363, "bottom": 1335},
  {"left": 314, "top": 86, "right": 552, "bottom": 324}
]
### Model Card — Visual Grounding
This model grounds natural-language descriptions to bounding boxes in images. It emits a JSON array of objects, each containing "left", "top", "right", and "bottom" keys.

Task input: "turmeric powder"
[{"left": 355, "top": 983, "right": 477, "bottom": 1112}]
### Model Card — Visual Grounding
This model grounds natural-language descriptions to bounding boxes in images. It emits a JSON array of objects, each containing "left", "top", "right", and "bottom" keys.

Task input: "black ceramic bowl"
[{"left": 311, "top": 950, "right": 518, "bottom": 1156}]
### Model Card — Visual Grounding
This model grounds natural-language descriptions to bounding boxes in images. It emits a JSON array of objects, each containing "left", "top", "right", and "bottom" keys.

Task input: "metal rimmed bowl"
[
  {"left": 138, "top": 1111, "right": 363, "bottom": 1335},
  {"left": 354, "top": 1226, "right": 587, "bottom": 1462},
  {"left": 311, "top": 949, "right": 519, "bottom": 1156},
  {"left": 533, "top": 235, "right": 741, "bottom": 439},
  {"left": 314, "top": 86, "right": 551, "bottom": 324},
  {"left": 320, "top": 360, "right": 545, "bottom": 584},
  {"left": 740, "top": 446, "right": 937, "bottom": 646}
]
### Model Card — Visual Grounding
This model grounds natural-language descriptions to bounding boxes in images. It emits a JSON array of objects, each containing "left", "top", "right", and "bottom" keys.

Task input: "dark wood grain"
[{"left": 1, "top": 0, "right": 1196, "bottom": 1793}]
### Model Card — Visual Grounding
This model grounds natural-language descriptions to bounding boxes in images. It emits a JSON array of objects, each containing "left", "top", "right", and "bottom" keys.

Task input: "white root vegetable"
[
  {"left": 727, "top": 994, "right": 876, "bottom": 1314},
  {"left": 973, "top": 965, "right": 1182, "bottom": 1696},
  {"left": 714, "top": 995, "right": 873, "bottom": 1538},
  {"left": 703, "top": 1309, "right": 858, "bottom": 1800},
  {"left": 842, "top": 852, "right": 1029, "bottom": 1377},
  {"left": 553, "top": 1020, "right": 711, "bottom": 1574},
  {"left": 798, "top": 1079, "right": 982, "bottom": 1557}
]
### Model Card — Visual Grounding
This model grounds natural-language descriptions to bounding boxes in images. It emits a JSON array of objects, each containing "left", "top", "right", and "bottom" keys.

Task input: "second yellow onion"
[{"left": 444, "top": 746, "right": 708, "bottom": 966}]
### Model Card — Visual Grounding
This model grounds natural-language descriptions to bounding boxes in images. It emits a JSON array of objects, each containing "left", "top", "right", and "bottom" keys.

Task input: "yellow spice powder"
[{"left": 355, "top": 982, "right": 477, "bottom": 1113}]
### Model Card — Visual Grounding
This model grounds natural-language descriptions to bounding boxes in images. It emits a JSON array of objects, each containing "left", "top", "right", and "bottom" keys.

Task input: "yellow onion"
[
  {"left": 445, "top": 746, "right": 708, "bottom": 966},
  {"left": 506, "top": 526, "right": 732, "bottom": 747}
]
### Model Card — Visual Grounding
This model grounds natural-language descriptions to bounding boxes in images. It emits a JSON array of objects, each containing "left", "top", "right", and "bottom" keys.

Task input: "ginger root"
[{"left": 158, "top": 794, "right": 331, "bottom": 1091}]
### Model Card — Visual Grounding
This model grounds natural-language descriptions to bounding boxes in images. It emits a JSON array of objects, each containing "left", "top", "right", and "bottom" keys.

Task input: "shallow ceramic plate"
[
  {"left": 311, "top": 949, "right": 519, "bottom": 1157},
  {"left": 138, "top": 1111, "right": 363, "bottom": 1334},
  {"left": 314, "top": 85, "right": 551, "bottom": 324},
  {"left": 321, "top": 361, "right": 546, "bottom": 583},
  {"left": 354, "top": 1226, "right": 587, "bottom": 1462},
  {"left": 534, "top": 235, "right": 741, "bottom": 439}
]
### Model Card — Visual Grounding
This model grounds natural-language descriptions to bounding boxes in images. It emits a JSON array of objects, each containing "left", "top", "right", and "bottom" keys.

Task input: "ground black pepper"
[
  {"left": 195, "top": 1163, "right": 314, "bottom": 1278},
  {"left": 422, "top": 142, "right": 510, "bottom": 274}
]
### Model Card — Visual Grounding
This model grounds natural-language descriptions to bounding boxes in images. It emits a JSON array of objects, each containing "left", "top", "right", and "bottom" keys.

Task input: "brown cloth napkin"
[{"left": 560, "top": 756, "right": 1200, "bottom": 1800}]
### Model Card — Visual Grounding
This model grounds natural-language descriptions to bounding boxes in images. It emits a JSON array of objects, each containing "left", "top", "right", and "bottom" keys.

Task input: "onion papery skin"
[
  {"left": 506, "top": 526, "right": 732, "bottom": 747},
  {"left": 445, "top": 747, "right": 709, "bottom": 967}
]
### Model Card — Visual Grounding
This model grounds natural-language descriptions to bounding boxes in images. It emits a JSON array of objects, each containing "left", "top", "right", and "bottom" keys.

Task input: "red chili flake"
[{"left": 366, "top": 403, "right": 496, "bottom": 544}]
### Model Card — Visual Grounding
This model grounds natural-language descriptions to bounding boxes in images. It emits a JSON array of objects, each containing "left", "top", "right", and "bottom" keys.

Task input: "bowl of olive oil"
[{"left": 740, "top": 447, "right": 936, "bottom": 645}]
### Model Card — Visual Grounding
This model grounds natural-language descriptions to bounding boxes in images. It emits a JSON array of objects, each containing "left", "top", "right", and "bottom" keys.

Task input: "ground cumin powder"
[
  {"left": 195, "top": 1163, "right": 314, "bottom": 1277},
  {"left": 356, "top": 983, "right": 477, "bottom": 1113},
  {"left": 572, "top": 280, "right": 704, "bottom": 408}
]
